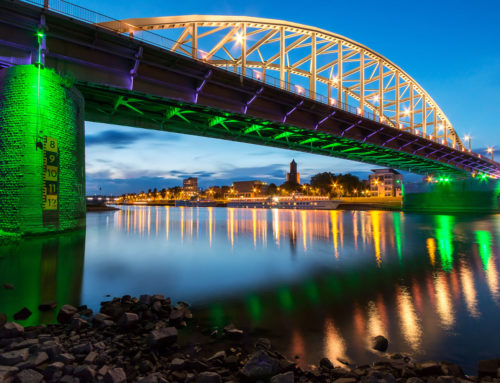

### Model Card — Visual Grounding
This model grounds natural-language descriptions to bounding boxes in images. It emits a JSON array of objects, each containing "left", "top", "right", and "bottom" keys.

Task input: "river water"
[{"left": 0, "top": 206, "right": 499, "bottom": 372}]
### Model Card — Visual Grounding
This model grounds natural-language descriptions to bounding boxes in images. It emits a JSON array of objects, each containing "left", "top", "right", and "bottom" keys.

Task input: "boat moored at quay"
[{"left": 227, "top": 194, "right": 341, "bottom": 210}]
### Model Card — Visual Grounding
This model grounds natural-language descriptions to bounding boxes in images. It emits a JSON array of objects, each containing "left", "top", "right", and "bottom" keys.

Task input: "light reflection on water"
[{"left": 0, "top": 206, "right": 499, "bottom": 372}]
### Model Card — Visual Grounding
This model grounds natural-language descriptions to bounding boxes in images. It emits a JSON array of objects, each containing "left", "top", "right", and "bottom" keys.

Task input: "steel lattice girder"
[{"left": 79, "top": 83, "right": 470, "bottom": 177}]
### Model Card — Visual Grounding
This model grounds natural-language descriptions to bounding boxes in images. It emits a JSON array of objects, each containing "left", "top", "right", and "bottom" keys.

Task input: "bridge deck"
[{"left": 1, "top": 0, "right": 499, "bottom": 178}]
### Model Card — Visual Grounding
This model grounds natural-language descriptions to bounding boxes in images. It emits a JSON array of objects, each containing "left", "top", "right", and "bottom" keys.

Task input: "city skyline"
[{"left": 84, "top": 0, "right": 500, "bottom": 194}]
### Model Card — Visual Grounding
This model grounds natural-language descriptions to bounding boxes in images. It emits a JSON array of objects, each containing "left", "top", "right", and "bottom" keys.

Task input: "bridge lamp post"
[
  {"left": 487, "top": 147, "right": 494, "bottom": 161},
  {"left": 464, "top": 135, "right": 471, "bottom": 152}
]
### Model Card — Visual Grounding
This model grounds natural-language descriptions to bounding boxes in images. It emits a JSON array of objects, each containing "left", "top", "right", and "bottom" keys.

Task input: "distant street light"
[{"left": 487, "top": 147, "right": 494, "bottom": 161}]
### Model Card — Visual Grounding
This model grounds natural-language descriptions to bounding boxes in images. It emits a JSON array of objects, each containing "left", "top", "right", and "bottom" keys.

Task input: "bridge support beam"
[
  {"left": 0, "top": 65, "right": 86, "bottom": 236},
  {"left": 403, "top": 178, "right": 500, "bottom": 214}
]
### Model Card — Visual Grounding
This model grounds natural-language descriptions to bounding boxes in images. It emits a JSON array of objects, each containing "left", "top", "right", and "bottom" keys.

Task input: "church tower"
[{"left": 286, "top": 159, "right": 300, "bottom": 185}]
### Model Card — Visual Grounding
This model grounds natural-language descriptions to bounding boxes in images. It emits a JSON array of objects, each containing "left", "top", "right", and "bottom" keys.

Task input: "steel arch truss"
[{"left": 107, "top": 15, "right": 464, "bottom": 150}]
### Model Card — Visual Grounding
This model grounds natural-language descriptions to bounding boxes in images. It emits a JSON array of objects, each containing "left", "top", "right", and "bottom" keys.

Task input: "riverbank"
[
  {"left": 0, "top": 295, "right": 495, "bottom": 383},
  {"left": 116, "top": 197, "right": 403, "bottom": 211}
]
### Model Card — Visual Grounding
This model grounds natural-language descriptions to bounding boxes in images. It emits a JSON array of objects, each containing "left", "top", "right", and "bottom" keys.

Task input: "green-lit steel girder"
[{"left": 79, "top": 83, "right": 472, "bottom": 178}]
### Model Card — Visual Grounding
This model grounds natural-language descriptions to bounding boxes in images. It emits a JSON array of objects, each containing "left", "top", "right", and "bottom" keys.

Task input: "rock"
[
  {"left": 206, "top": 350, "right": 226, "bottom": 362},
  {"left": 241, "top": 350, "right": 281, "bottom": 378},
  {"left": 16, "top": 352, "right": 48, "bottom": 370},
  {"left": 37, "top": 302, "right": 57, "bottom": 312},
  {"left": 148, "top": 327, "right": 178, "bottom": 347},
  {"left": 71, "top": 318, "right": 89, "bottom": 331},
  {"left": 337, "top": 358, "right": 350, "bottom": 366},
  {"left": 44, "top": 362, "right": 65, "bottom": 377},
  {"left": 104, "top": 368, "right": 127, "bottom": 383},
  {"left": 196, "top": 372, "right": 221, "bottom": 383},
  {"left": 71, "top": 342, "right": 91, "bottom": 355},
  {"left": 73, "top": 365, "right": 95, "bottom": 382},
  {"left": 152, "top": 294, "right": 164, "bottom": 302},
  {"left": 406, "top": 378, "right": 424, "bottom": 383},
  {"left": 333, "top": 379, "right": 357, "bottom": 383},
  {"left": 139, "top": 295, "right": 152, "bottom": 305},
  {"left": 0, "top": 366, "right": 18, "bottom": 383},
  {"left": 271, "top": 371, "right": 295, "bottom": 383},
  {"left": 93, "top": 313, "right": 113, "bottom": 326},
  {"left": 255, "top": 338, "right": 272, "bottom": 350},
  {"left": 223, "top": 323, "right": 244, "bottom": 338},
  {"left": 56, "top": 353, "right": 76, "bottom": 363},
  {"left": 56, "top": 305, "right": 78, "bottom": 324},
  {"left": 14, "top": 368, "right": 43, "bottom": 383},
  {"left": 12, "top": 308, "right": 31, "bottom": 321},
  {"left": 0, "top": 313, "right": 6, "bottom": 327},
  {"left": 0, "top": 348, "right": 29, "bottom": 365},
  {"left": 478, "top": 359, "right": 500, "bottom": 379},
  {"left": 417, "top": 362, "right": 443, "bottom": 376},
  {"left": 118, "top": 312, "right": 139, "bottom": 327},
  {"left": 441, "top": 362, "right": 464, "bottom": 377},
  {"left": 59, "top": 376, "right": 79, "bottom": 383},
  {"left": 170, "top": 358, "right": 185, "bottom": 369},
  {"left": 436, "top": 376, "right": 456, "bottom": 383},
  {"left": 372, "top": 335, "right": 389, "bottom": 352},
  {"left": 3, "top": 283, "right": 14, "bottom": 290},
  {"left": 137, "top": 375, "right": 158, "bottom": 383},
  {"left": 0, "top": 322, "right": 24, "bottom": 338},
  {"left": 84, "top": 351, "right": 98, "bottom": 364},
  {"left": 320, "top": 357, "right": 334, "bottom": 370},
  {"left": 39, "top": 342, "right": 61, "bottom": 360}
]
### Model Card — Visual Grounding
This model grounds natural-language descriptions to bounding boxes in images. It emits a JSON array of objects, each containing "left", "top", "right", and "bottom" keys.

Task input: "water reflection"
[
  {"left": 0, "top": 230, "right": 85, "bottom": 325},
  {"left": 0, "top": 207, "right": 499, "bottom": 373}
]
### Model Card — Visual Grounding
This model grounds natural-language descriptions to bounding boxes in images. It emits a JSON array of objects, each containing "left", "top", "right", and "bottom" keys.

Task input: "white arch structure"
[{"left": 106, "top": 15, "right": 464, "bottom": 150}]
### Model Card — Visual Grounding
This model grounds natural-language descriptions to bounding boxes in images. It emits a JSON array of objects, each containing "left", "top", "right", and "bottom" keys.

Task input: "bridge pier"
[
  {"left": 403, "top": 178, "right": 500, "bottom": 214},
  {"left": 0, "top": 65, "right": 85, "bottom": 235}
]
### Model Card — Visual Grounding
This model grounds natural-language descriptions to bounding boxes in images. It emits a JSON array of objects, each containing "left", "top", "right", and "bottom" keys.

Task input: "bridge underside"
[{"left": 80, "top": 82, "right": 468, "bottom": 177}]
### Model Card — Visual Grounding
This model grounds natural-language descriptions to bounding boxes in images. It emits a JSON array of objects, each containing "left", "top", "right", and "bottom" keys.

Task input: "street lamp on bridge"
[
  {"left": 464, "top": 135, "right": 471, "bottom": 152},
  {"left": 486, "top": 147, "right": 494, "bottom": 161}
]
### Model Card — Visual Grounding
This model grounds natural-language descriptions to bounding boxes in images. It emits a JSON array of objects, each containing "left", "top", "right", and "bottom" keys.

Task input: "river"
[{"left": 0, "top": 206, "right": 499, "bottom": 372}]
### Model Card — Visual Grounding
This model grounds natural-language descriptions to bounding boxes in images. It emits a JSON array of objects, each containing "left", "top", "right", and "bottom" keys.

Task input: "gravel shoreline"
[{"left": 1, "top": 294, "right": 499, "bottom": 383}]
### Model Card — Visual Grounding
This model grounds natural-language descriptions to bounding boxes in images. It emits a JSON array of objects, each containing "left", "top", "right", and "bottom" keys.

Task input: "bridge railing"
[{"left": 20, "top": 0, "right": 481, "bottom": 158}]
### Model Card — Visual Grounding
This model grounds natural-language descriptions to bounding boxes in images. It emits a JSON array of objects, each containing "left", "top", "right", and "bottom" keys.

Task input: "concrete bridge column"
[{"left": 0, "top": 65, "right": 85, "bottom": 235}]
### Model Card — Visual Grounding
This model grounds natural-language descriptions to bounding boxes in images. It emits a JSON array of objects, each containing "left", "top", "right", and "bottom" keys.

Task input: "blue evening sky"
[{"left": 84, "top": 0, "right": 500, "bottom": 194}]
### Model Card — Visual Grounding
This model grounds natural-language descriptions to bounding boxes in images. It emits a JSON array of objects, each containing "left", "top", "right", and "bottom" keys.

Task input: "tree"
[
  {"left": 266, "top": 183, "right": 278, "bottom": 195},
  {"left": 280, "top": 181, "right": 301, "bottom": 194},
  {"left": 310, "top": 172, "right": 335, "bottom": 194}
]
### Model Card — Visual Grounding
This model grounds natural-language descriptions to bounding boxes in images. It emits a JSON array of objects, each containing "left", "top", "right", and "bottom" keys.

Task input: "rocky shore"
[{"left": 1, "top": 294, "right": 499, "bottom": 383}]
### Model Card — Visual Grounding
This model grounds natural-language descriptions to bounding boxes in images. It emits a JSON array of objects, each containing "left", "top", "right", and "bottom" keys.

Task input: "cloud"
[
  {"left": 86, "top": 130, "right": 148, "bottom": 149},
  {"left": 85, "top": 129, "right": 183, "bottom": 149}
]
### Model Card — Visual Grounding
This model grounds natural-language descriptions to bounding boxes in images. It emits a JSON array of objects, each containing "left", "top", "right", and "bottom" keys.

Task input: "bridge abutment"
[
  {"left": 403, "top": 178, "right": 500, "bottom": 214},
  {"left": 0, "top": 65, "right": 85, "bottom": 235}
]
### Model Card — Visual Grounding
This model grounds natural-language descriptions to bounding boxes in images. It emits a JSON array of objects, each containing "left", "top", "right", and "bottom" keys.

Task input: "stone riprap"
[{"left": 0, "top": 295, "right": 497, "bottom": 383}]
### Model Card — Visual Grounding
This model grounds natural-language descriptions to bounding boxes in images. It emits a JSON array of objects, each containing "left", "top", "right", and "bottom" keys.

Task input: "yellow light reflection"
[
  {"left": 427, "top": 238, "right": 436, "bottom": 266},
  {"left": 370, "top": 211, "right": 382, "bottom": 266},
  {"left": 396, "top": 285, "right": 422, "bottom": 350},
  {"left": 459, "top": 260, "right": 480, "bottom": 318},
  {"left": 330, "top": 211, "right": 339, "bottom": 258},
  {"left": 433, "top": 272, "right": 455, "bottom": 329},
  {"left": 324, "top": 317, "right": 348, "bottom": 363},
  {"left": 252, "top": 209, "right": 257, "bottom": 248},
  {"left": 353, "top": 211, "right": 359, "bottom": 250},
  {"left": 486, "top": 256, "right": 499, "bottom": 303},
  {"left": 301, "top": 210, "right": 307, "bottom": 251},
  {"left": 366, "top": 300, "right": 387, "bottom": 346},
  {"left": 165, "top": 206, "right": 170, "bottom": 240},
  {"left": 291, "top": 329, "right": 305, "bottom": 360},
  {"left": 208, "top": 207, "right": 213, "bottom": 247}
]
